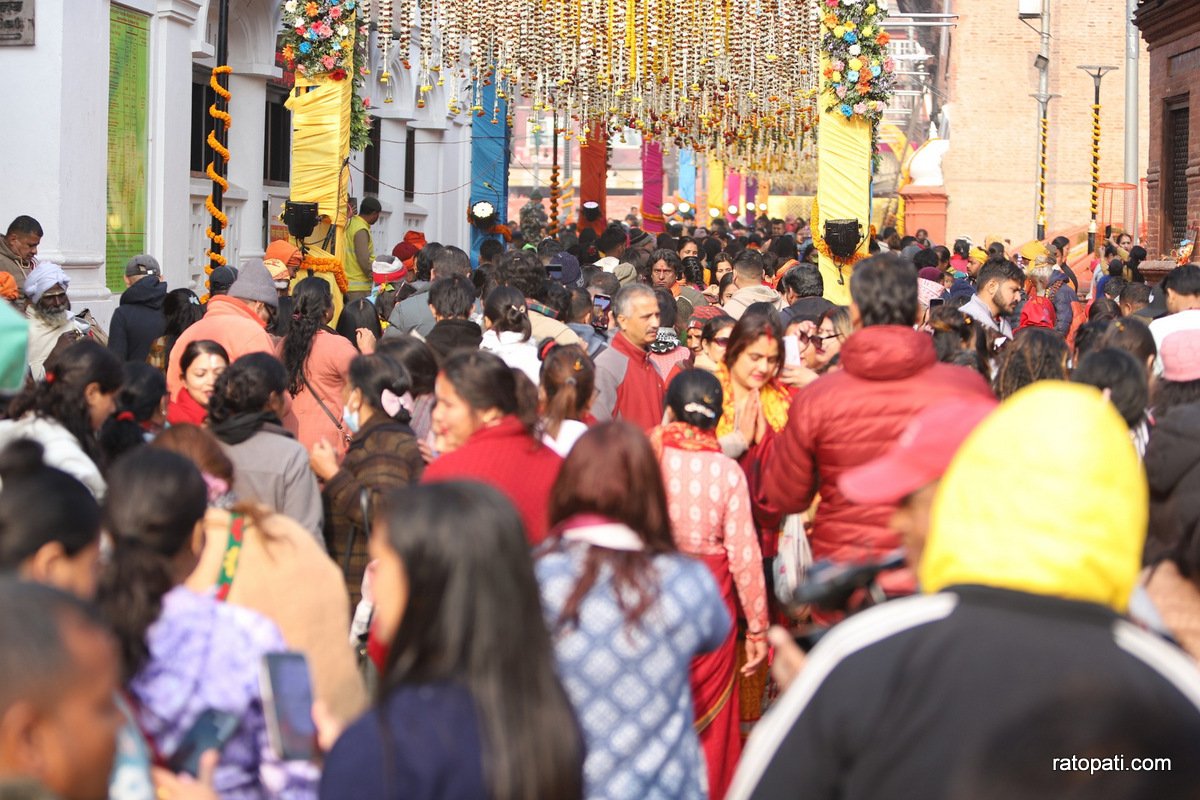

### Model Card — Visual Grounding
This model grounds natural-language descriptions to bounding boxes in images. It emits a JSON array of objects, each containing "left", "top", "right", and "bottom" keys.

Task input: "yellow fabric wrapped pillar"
[
  {"left": 815, "top": 54, "right": 872, "bottom": 307},
  {"left": 285, "top": 74, "right": 352, "bottom": 323}
]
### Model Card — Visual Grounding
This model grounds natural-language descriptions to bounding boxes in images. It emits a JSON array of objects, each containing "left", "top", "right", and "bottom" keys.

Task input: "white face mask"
[{"left": 342, "top": 404, "right": 361, "bottom": 434}]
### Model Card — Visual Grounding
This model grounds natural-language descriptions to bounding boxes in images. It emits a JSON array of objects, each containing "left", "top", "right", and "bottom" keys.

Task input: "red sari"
[{"left": 653, "top": 422, "right": 748, "bottom": 799}]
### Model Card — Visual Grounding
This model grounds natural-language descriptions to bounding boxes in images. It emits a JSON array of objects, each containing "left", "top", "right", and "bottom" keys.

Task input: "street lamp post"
[{"left": 1078, "top": 65, "right": 1118, "bottom": 254}]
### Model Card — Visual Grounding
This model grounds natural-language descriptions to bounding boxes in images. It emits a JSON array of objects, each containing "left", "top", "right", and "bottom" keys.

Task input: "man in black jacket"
[
  {"left": 108, "top": 254, "right": 166, "bottom": 362},
  {"left": 730, "top": 381, "right": 1200, "bottom": 800}
]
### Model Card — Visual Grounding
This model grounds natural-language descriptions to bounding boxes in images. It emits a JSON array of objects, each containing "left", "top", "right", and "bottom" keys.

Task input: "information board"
[
  {"left": 106, "top": 6, "right": 149, "bottom": 293},
  {"left": 0, "top": 0, "right": 35, "bottom": 46}
]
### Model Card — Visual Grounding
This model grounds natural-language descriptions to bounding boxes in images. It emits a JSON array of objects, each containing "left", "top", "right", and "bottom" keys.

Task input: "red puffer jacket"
[{"left": 762, "top": 325, "right": 993, "bottom": 595}]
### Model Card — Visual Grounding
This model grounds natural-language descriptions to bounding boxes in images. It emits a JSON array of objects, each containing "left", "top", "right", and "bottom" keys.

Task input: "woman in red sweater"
[{"left": 422, "top": 350, "right": 562, "bottom": 544}]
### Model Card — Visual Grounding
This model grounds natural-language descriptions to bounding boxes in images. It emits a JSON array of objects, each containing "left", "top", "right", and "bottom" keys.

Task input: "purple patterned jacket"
[{"left": 129, "top": 586, "right": 319, "bottom": 799}]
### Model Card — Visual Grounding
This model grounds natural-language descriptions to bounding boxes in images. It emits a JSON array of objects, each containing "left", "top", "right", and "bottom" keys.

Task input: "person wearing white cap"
[{"left": 24, "top": 262, "right": 85, "bottom": 380}]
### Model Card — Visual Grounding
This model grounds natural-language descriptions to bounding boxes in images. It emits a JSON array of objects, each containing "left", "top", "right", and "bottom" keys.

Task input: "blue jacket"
[
  {"left": 1050, "top": 270, "right": 1077, "bottom": 335},
  {"left": 321, "top": 681, "right": 486, "bottom": 800}
]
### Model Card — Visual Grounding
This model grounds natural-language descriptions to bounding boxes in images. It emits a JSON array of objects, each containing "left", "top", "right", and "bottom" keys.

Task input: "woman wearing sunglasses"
[
  {"left": 692, "top": 314, "right": 736, "bottom": 373},
  {"left": 802, "top": 306, "right": 852, "bottom": 375}
]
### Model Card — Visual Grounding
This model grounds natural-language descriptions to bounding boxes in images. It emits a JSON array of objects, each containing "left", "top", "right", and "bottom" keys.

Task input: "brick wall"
[
  {"left": 1138, "top": 0, "right": 1200, "bottom": 260},
  {"left": 940, "top": 0, "right": 1150, "bottom": 249}
]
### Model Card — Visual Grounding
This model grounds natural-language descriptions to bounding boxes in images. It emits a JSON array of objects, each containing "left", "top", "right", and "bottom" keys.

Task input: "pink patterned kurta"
[
  {"left": 660, "top": 447, "right": 769, "bottom": 636},
  {"left": 660, "top": 445, "right": 768, "bottom": 799}
]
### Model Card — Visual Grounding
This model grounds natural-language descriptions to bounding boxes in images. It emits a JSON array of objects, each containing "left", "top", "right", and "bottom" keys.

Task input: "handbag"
[
  {"left": 75, "top": 308, "right": 108, "bottom": 347},
  {"left": 300, "top": 372, "right": 352, "bottom": 446},
  {"left": 773, "top": 512, "right": 813, "bottom": 606}
]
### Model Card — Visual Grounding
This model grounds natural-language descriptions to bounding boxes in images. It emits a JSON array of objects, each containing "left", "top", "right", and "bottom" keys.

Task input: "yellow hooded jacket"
[{"left": 920, "top": 381, "right": 1147, "bottom": 613}]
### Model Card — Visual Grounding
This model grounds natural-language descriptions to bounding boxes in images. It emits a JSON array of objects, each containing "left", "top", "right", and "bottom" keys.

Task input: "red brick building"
[{"left": 1135, "top": 0, "right": 1200, "bottom": 259}]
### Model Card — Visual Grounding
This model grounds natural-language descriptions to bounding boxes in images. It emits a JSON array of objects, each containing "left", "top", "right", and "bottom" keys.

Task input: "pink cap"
[
  {"left": 1161, "top": 329, "right": 1200, "bottom": 382},
  {"left": 839, "top": 396, "right": 997, "bottom": 506}
]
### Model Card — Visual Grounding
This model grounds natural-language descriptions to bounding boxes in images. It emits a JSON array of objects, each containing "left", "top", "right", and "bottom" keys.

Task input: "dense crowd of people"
[{"left": 2, "top": 208, "right": 1200, "bottom": 800}]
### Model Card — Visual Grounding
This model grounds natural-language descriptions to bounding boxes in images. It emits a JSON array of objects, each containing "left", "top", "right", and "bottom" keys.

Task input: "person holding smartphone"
[{"left": 97, "top": 449, "right": 317, "bottom": 799}]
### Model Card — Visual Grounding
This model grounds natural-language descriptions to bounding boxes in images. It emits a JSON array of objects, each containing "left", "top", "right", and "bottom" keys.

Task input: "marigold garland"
[
  {"left": 300, "top": 255, "right": 350, "bottom": 293},
  {"left": 205, "top": 65, "right": 233, "bottom": 271}
]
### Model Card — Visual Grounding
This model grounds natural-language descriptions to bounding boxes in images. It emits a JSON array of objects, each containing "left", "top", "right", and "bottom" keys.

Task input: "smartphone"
[
  {"left": 592, "top": 293, "right": 612, "bottom": 330},
  {"left": 168, "top": 708, "right": 240, "bottom": 776},
  {"left": 260, "top": 652, "right": 317, "bottom": 761},
  {"left": 784, "top": 335, "right": 802, "bottom": 367},
  {"left": 929, "top": 298, "right": 944, "bottom": 308},
  {"left": 547, "top": 265, "right": 564, "bottom": 281}
]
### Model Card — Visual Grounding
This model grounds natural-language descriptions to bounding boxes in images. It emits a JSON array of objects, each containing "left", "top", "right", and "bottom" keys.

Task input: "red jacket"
[
  {"left": 762, "top": 326, "right": 993, "bottom": 595},
  {"left": 592, "top": 332, "right": 666, "bottom": 432},
  {"left": 421, "top": 416, "right": 563, "bottom": 545}
]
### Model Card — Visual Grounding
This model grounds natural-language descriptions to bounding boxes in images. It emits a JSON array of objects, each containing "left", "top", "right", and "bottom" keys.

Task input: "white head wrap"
[{"left": 24, "top": 263, "right": 69, "bottom": 304}]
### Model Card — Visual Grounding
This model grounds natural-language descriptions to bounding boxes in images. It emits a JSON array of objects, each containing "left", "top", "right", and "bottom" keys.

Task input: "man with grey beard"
[{"left": 23, "top": 263, "right": 84, "bottom": 380}]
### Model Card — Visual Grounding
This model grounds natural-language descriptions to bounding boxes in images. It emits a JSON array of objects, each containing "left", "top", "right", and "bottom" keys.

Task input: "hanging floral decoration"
[
  {"left": 279, "top": 0, "right": 374, "bottom": 152},
  {"left": 356, "top": 0, "right": 827, "bottom": 176},
  {"left": 820, "top": 0, "right": 896, "bottom": 169}
]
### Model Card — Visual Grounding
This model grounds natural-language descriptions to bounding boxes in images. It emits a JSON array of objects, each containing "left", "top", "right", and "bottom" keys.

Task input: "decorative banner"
[
  {"left": 578, "top": 121, "right": 608, "bottom": 236},
  {"left": 106, "top": 5, "right": 150, "bottom": 293},
  {"left": 707, "top": 159, "right": 724, "bottom": 223},
  {"left": 470, "top": 74, "right": 510, "bottom": 266},
  {"left": 745, "top": 176, "right": 758, "bottom": 227},
  {"left": 677, "top": 148, "right": 696, "bottom": 206},
  {"left": 726, "top": 171, "right": 742, "bottom": 222},
  {"left": 641, "top": 140, "right": 665, "bottom": 234}
]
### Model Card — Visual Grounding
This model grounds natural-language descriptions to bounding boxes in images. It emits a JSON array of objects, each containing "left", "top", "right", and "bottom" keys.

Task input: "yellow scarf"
[{"left": 716, "top": 365, "right": 792, "bottom": 439}]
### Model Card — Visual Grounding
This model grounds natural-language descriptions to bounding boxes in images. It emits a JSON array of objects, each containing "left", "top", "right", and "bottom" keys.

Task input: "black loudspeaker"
[
  {"left": 824, "top": 219, "right": 863, "bottom": 259},
  {"left": 283, "top": 201, "right": 320, "bottom": 241}
]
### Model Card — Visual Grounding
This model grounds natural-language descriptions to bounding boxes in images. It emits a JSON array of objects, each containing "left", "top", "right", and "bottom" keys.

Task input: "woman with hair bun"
[
  {"left": 310, "top": 353, "right": 425, "bottom": 602},
  {"left": 0, "top": 340, "right": 122, "bottom": 498},
  {"left": 653, "top": 369, "right": 768, "bottom": 799},
  {"left": 423, "top": 350, "right": 562, "bottom": 544},
  {"left": 480, "top": 286, "right": 542, "bottom": 383},
  {"left": 540, "top": 344, "right": 595, "bottom": 456}
]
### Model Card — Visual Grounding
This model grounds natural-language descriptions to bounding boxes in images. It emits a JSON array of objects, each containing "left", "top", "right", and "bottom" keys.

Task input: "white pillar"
[
  {"left": 227, "top": 73, "right": 268, "bottom": 264},
  {"left": 3, "top": 0, "right": 110, "bottom": 312},
  {"left": 148, "top": 0, "right": 204, "bottom": 291}
]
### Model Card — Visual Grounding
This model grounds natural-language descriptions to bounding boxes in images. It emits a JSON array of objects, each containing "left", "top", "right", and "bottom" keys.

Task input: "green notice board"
[{"left": 106, "top": 6, "right": 149, "bottom": 293}]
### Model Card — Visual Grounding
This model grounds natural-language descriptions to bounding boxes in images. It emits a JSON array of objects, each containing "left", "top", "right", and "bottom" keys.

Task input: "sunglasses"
[
  {"left": 798, "top": 331, "right": 841, "bottom": 352},
  {"left": 710, "top": 336, "right": 731, "bottom": 347}
]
